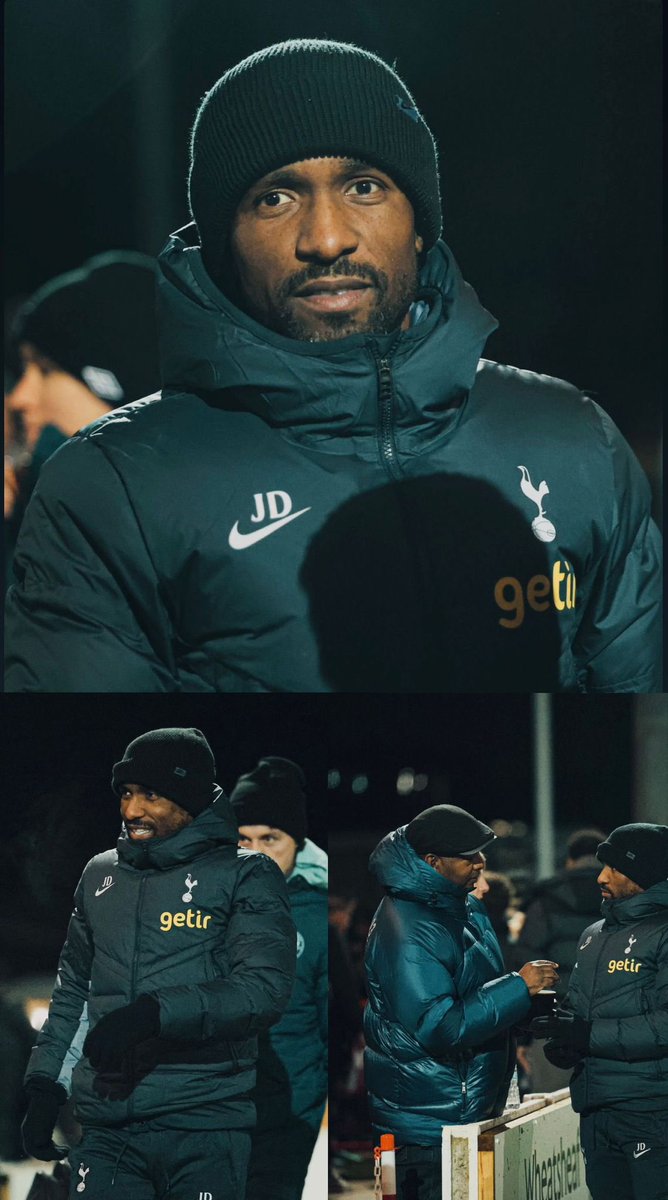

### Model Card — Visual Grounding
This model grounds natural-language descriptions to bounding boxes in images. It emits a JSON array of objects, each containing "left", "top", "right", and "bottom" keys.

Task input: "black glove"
[
  {"left": 22, "top": 1076, "right": 69, "bottom": 1161},
  {"left": 543, "top": 1038, "right": 586, "bottom": 1070},
  {"left": 530, "top": 1006, "right": 591, "bottom": 1055},
  {"left": 83, "top": 994, "right": 160, "bottom": 1073}
]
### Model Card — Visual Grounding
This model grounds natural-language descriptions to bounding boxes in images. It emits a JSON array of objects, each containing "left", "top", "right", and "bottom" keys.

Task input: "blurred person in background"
[
  {"left": 516, "top": 827, "right": 606, "bottom": 1091},
  {"left": 20, "top": 728, "right": 295, "bottom": 1200},
  {"left": 327, "top": 897, "right": 364, "bottom": 1193},
  {"left": 4, "top": 252, "right": 160, "bottom": 585},
  {"left": 532, "top": 824, "right": 668, "bottom": 1200},
  {"left": 364, "top": 804, "right": 559, "bottom": 1200},
  {"left": 5, "top": 39, "right": 661, "bottom": 694},
  {"left": 232, "top": 757, "right": 327, "bottom": 1200}
]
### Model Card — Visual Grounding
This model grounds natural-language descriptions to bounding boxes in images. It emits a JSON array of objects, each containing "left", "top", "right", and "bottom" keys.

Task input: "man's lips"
[
  {"left": 127, "top": 823, "right": 155, "bottom": 839},
  {"left": 292, "top": 278, "right": 374, "bottom": 312}
]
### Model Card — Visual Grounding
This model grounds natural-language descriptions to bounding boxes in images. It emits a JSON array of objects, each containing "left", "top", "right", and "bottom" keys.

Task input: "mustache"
[{"left": 279, "top": 260, "right": 387, "bottom": 301}]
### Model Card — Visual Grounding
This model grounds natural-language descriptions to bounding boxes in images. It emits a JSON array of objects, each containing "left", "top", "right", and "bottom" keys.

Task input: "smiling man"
[
  {"left": 364, "top": 803, "right": 559, "bottom": 1199},
  {"left": 5, "top": 38, "right": 661, "bottom": 692},
  {"left": 532, "top": 823, "right": 668, "bottom": 1200},
  {"left": 20, "top": 727, "right": 295, "bottom": 1200}
]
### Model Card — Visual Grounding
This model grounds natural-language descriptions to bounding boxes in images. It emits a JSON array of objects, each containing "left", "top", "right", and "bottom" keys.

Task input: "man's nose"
[
  {"left": 295, "top": 194, "right": 358, "bottom": 262},
  {"left": 7, "top": 365, "right": 40, "bottom": 411},
  {"left": 123, "top": 795, "right": 146, "bottom": 821}
]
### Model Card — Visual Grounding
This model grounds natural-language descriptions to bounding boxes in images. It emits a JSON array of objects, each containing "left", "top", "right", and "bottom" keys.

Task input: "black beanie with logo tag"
[
  {"left": 230, "top": 757, "right": 307, "bottom": 848},
  {"left": 406, "top": 804, "right": 496, "bottom": 858},
  {"left": 111, "top": 728, "right": 216, "bottom": 817},
  {"left": 10, "top": 252, "right": 160, "bottom": 405},
  {"left": 597, "top": 823, "right": 668, "bottom": 891},
  {"left": 188, "top": 38, "right": 442, "bottom": 281}
]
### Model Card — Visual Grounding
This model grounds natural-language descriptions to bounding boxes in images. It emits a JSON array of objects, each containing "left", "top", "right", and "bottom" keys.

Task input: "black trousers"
[
  {"left": 394, "top": 1145, "right": 442, "bottom": 1200},
  {"left": 580, "top": 1108, "right": 668, "bottom": 1200},
  {"left": 67, "top": 1124, "right": 251, "bottom": 1200},
  {"left": 244, "top": 1118, "right": 319, "bottom": 1200}
]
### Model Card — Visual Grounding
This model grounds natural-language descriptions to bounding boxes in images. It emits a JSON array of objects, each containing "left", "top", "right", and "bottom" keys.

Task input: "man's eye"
[
  {"left": 347, "top": 179, "right": 384, "bottom": 197},
  {"left": 257, "top": 190, "right": 291, "bottom": 208}
]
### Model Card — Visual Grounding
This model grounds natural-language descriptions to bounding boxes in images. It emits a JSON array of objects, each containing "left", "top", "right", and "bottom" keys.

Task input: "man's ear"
[{"left": 415, "top": 233, "right": 424, "bottom": 254}]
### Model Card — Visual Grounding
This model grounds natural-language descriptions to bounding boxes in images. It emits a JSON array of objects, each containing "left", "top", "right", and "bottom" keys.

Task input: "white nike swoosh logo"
[
  {"left": 94, "top": 882, "right": 115, "bottom": 896},
  {"left": 228, "top": 507, "right": 311, "bottom": 550},
  {"left": 633, "top": 1149, "right": 651, "bottom": 1158}
]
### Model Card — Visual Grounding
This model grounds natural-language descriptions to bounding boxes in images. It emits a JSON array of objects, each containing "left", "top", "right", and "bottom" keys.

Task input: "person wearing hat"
[
  {"left": 364, "top": 804, "right": 559, "bottom": 1198},
  {"left": 231, "top": 757, "right": 327, "bottom": 1200},
  {"left": 20, "top": 728, "right": 296, "bottom": 1200},
  {"left": 5, "top": 39, "right": 660, "bottom": 693},
  {"left": 532, "top": 823, "right": 668, "bottom": 1200},
  {"left": 4, "top": 252, "right": 161, "bottom": 565}
]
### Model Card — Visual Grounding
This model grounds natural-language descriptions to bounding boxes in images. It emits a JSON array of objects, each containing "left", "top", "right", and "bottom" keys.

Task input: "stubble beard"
[{"left": 270, "top": 257, "right": 420, "bottom": 343}]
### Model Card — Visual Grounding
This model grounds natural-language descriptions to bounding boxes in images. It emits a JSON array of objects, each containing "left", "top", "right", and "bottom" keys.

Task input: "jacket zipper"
[
  {"left": 127, "top": 873, "right": 148, "bottom": 1119},
  {"left": 371, "top": 342, "right": 402, "bottom": 480}
]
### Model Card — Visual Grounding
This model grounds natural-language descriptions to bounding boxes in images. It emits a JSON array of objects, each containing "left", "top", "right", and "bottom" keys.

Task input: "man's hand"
[
  {"left": 83, "top": 994, "right": 160, "bottom": 1073},
  {"left": 531, "top": 1006, "right": 591, "bottom": 1066},
  {"left": 518, "top": 960, "right": 559, "bottom": 995},
  {"left": 22, "top": 1077, "right": 69, "bottom": 1161}
]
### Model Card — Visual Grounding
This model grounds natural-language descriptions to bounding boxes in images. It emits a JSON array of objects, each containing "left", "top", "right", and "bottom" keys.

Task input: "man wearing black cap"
[
  {"left": 20, "top": 727, "right": 296, "bottom": 1200},
  {"left": 532, "top": 823, "right": 668, "bottom": 1200},
  {"left": 364, "top": 804, "right": 559, "bottom": 1198},
  {"left": 231, "top": 758, "right": 328, "bottom": 1200},
  {"left": 5, "top": 39, "right": 660, "bottom": 693}
]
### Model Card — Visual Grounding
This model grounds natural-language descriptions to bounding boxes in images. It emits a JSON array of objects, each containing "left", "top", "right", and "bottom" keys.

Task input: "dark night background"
[
  {"left": 4, "top": 0, "right": 662, "bottom": 508},
  {"left": 0, "top": 695, "right": 634, "bottom": 975}
]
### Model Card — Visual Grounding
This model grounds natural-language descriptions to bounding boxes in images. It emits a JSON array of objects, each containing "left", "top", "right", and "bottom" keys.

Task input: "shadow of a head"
[{"left": 300, "top": 473, "right": 563, "bottom": 691}]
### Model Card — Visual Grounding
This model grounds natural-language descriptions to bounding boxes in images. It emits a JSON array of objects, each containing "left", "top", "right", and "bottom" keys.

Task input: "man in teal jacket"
[
  {"left": 533, "top": 823, "right": 668, "bottom": 1200},
  {"left": 365, "top": 804, "right": 559, "bottom": 1200},
  {"left": 20, "top": 728, "right": 295, "bottom": 1200},
  {"left": 5, "top": 39, "right": 661, "bottom": 692},
  {"left": 231, "top": 757, "right": 327, "bottom": 1200}
]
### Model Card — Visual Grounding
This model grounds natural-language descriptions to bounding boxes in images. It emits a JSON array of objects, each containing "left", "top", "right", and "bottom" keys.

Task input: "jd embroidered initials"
[{"left": 229, "top": 491, "right": 311, "bottom": 549}]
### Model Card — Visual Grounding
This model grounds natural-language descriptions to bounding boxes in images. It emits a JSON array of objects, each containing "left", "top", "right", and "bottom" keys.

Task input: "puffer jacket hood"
[
  {"left": 364, "top": 825, "right": 530, "bottom": 1143},
  {"left": 157, "top": 224, "right": 498, "bottom": 457},
  {"left": 566, "top": 880, "right": 668, "bottom": 1113},
  {"left": 288, "top": 837, "right": 328, "bottom": 892},
  {"left": 369, "top": 823, "right": 470, "bottom": 906}
]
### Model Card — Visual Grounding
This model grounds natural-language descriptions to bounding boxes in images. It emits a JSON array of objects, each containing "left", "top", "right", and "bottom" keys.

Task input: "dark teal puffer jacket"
[
  {"left": 24, "top": 792, "right": 296, "bottom": 1130},
  {"left": 5, "top": 226, "right": 661, "bottom": 692},
  {"left": 255, "top": 839, "right": 328, "bottom": 1134},
  {"left": 565, "top": 880, "right": 668, "bottom": 1114},
  {"left": 364, "top": 827, "right": 531, "bottom": 1144}
]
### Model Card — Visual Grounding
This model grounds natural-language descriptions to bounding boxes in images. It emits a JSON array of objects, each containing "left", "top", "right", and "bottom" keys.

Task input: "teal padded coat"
[{"left": 364, "top": 826, "right": 531, "bottom": 1144}]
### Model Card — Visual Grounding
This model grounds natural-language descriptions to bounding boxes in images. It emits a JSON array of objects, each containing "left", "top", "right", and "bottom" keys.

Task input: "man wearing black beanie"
[
  {"left": 20, "top": 728, "right": 296, "bottom": 1200},
  {"left": 532, "top": 822, "right": 668, "bottom": 1200},
  {"left": 6, "top": 38, "right": 661, "bottom": 693},
  {"left": 231, "top": 758, "right": 328, "bottom": 1200}
]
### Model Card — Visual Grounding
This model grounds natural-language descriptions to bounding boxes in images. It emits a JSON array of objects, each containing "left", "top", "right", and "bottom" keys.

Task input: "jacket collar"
[
  {"left": 157, "top": 225, "right": 498, "bottom": 453},
  {"left": 369, "top": 826, "right": 469, "bottom": 914}
]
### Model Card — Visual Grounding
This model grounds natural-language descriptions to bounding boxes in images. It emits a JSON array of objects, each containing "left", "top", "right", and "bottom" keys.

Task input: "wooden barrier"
[{"left": 441, "top": 1090, "right": 590, "bottom": 1200}]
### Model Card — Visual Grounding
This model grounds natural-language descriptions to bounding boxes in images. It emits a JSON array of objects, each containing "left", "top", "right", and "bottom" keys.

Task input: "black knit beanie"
[
  {"left": 406, "top": 805, "right": 496, "bottom": 858},
  {"left": 189, "top": 39, "right": 442, "bottom": 280},
  {"left": 230, "top": 757, "right": 307, "bottom": 848},
  {"left": 597, "top": 823, "right": 668, "bottom": 891},
  {"left": 112, "top": 728, "right": 216, "bottom": 817},
  {"left": 11, "top": 252, "right": 160, "bottom": 406}
]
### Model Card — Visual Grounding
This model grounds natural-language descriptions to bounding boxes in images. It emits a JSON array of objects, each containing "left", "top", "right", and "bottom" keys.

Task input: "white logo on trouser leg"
[
  {"left": 77, "top": 1164, "right": 90, "bottom": 1192},
  {"left": 633, "top": 1143, "right": 651, "bottom": 1158},
  {"left": 198, "top": 1193, "right": 213, "bottom": 1199}
]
